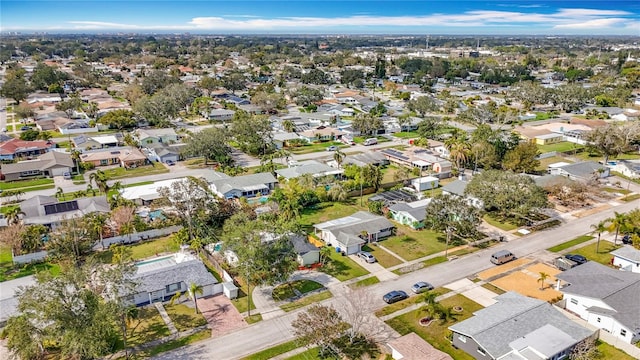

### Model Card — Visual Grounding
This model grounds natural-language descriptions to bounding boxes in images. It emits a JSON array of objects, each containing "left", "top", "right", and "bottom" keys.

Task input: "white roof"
[
  {"left": 120, "top": 177, "right": 188, "bottom": 200},
  {"left": 92, "top": 135, "right": 118, "bottom": 144},
  {"left": 548, "top": 162, "right": 572, "bottom": 169},
  {"left": 412, "top": 160, "right": 431, "bottom": 167}
]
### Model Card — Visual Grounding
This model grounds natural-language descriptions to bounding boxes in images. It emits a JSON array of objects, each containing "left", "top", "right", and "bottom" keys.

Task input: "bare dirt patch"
[
  {"left": 490, "top": 263, "right": 562, "bottom": 302},
  {"left": 477, "top": 258, "right": 533, "bottom": 280}
]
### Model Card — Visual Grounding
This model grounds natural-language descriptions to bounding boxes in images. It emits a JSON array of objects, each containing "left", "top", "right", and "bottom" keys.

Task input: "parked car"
[
  {"left": 62, "top": 172, "right": 72, "bottom": 180},
  {"left": 363, "top": 138, "right": 378, "bottom": 146},
  {"left": 411, "top": 281, "right": 434, "bottom": 294},
  {"left": 565, "top": 254, "right": 587, "bottom": 265},
  {"left": 20, "top": 126, "right": 31, "bottom": 131},
  {"left": 357, "top": 251, "right": 376, "bottom": 263},
  {"left": 165, "top": 160, "right": 176, "bottom": 166},
  {"left": 326, "top": 145, "right": 338, "bottom": 151},
  {"left": 622, "top": 234, "right": 632, "bottom": 245},
  {"left": 383, "top": 290, "right": 408, "bottom": 304},
  {"left": 490, "top": 250, "right": 516, "bottom": 265}
]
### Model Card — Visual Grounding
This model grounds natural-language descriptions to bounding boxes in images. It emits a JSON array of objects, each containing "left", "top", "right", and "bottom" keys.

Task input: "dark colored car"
[
  {"left": 622, "top": 235, "right": 632, "bottom": 245},
  {"left": 565, "top": 254, "right": 587, "bottom": 265},
  {"left": 20, "top": 126, "right": 31, "bottom": 131},
  {"left": 411, "top": 281, "right": 435, "bottom": 294},
  {"left": 383, "top": 290, "right": 408, "bottom": 304}
]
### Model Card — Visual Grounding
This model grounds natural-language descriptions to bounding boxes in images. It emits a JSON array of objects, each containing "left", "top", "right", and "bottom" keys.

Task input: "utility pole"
[{"left": 360, "top": 166, "right": 364, "bottom": 207}]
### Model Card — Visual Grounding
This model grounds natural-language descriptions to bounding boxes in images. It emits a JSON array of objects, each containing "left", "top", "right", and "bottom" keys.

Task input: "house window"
[
  {"left": 570, "top": 298, "right": 578, "bottom": 305},
  {"left": 100, "top": 159, "right": 108, "bottom": 166},
  {"left": 477, "top": 347, "right": 486, "bottom": 356},
  {"left": 166, "top": 282, "right": 181, "bottom": 293},
  {"left": 620, "top": 329, "right": 627, "bottom": 337},
  {"left": 458, "top": 334, "right": 467, "bottom": 343}
]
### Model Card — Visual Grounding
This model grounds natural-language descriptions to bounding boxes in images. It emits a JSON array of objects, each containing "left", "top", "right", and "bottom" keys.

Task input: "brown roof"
[
  {"left": 569, "top": 118, "right": 607, "bottom": 129},
  {"left": 388, "top": 333, "right": 453, "bottom": 360},
  {"left": 513, "top": 126, "right": 552, "bottom": 139},
  {"left": 80, "top": 147, "right": 146, "bottom": 163},
  {"left": 0, "top": 138, "right": 53, "bottom": 156}
]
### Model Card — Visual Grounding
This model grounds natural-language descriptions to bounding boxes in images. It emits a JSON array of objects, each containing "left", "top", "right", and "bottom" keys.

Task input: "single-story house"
[
  {"left": 441, "top": 179, "right": 483, "bottom": 208},
  {"left": 337, "top": 152, "right": 389, "bottom": 168},
  {"left": 0, "top": 138, "right": 54, "bottom": 161},
  {"left": 144, "top": 143, "right": 181, "bottom": 163},
  {"left": 134, "top": 128, "right": 179, "bottom": 146},
  {"left": 387, "top": 332, "right": 453, "bottom": 360},
  {"left": 611, "top": 245, "right": 640, "bottom": 274},
  {"left": 611, "top": 160, "right": 640, "bottom": 179},
  {"left": 272, "top": 132, "right": 302, "bottom": 149},
  {"left": 80, "top": 146, "right": 147, "bottom": 168},
  {"left": 20, "top": 195, "right": 110, "bottom": 228},
  {"left": 550, "top": 161, "right": 610, "bottom": 182},
  {"left": 72, "top": 134, "right": 123, "bottom": 150},
  {"left": 556, "top": 261, "right": 640, "bottom": 344},
  {"left": 208, "top": 109, "right": 236, "bottom": 122},
  {"left": 314, "top": 211, "right": 395, "bottom": 254},
  {"left": 275, "top": 160, "right": 343, "bottom": 180},
  {"left": 388, "top": 199, "right": 431, "bottom": 229},
  {"left": 369, "top": 190, "right": 418, "bottom": 207},
  {"left": 298, "top": 126, "right": 345, "bottom": 143},
  {"left": 291, "top": 235, "right": 320, "bottom": 266},
  {"left": 380, "top": 147, "right": 452, "bottom": 177},
  {"left": 0, "top": 151, "right": 74, "bottom": 181},
  {"left": 126, "top": 251, "right": 219, "bottom": 306},
  {"left": 449, "top": 292, "right": 596, "bottom": 360},
  {"left": 535, "top": 133, "right": 564, "bottom": 145},
  {"left": 120, "top": 177, "right": 188, "bottom": 205},
  {"left": 209, "top": 172, "right": 277, "bottom": 199},
  {"left": 411, "top": 176, "right": 439, "bottom": 192}
]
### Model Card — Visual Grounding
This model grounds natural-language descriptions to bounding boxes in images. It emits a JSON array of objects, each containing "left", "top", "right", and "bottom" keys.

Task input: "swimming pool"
[{"left": 247, "top": 196, "right": 269, "bottom": 205}]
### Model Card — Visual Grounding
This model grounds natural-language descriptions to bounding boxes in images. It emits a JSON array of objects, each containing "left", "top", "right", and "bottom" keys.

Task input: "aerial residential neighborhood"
[{"left": 1, "top": 2, "right": 640, "bottom": 360}]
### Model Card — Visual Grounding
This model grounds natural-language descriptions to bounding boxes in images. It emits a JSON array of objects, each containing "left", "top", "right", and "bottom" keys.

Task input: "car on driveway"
[
  {"left": 165, "top": 160, "right": 176, "bottom": 166},
  {"left": 20, "top": 126, "right": 31, "bottom": 131},
  {"left": 326, "top": 145, "right": 338, "bottom": 151},
  {"left": 357, "top": 251, "right": 376, "bottom": 263},
  {"left": 411, "top": 281, "right": 434, "bottom": 294},
  {"left": 622, "top": 234, "right": 632, "bottom": 245},
  {"left": 383, "top": 290, "right": 408, "bottom": 304},
  {"left": 565, "top": 254, "right": 587, "bottom": 265}
]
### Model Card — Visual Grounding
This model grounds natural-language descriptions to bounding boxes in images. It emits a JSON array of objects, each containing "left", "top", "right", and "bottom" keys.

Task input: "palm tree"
[
  {"left": 446, "top": 140, "right": 470, "bottom": 174},
  {"left": 87, "top": 213, "right": 108, "bottom": 249},
  {"left": 591, "top": 220, "right": 609, "bottom": 254},
  {"left": 538, "top": 272, "right": 550, "bottom": 290},
  {"left": 607, "top": 212, "right": 628, "bottom": 245},
  {"left": 282, "top": 119, "right": 295, "bottom": 133},
  {"left": 89, "top": 170, "right": 110, "bottom": 194},
  {"left": 188, "top": 282, "right": 204, "bottom": 314},
  {"left": 416, "top": 291, "right": 439, "bottom": 322},
  {"left": 333, "top": 148, "right": 345, "bottom": 169},
  {"left": 70, "top": 149, "right": 82, "bottom": 175},
  {"left": 5, "top": 206, "right": 23, "bottom": 226},
  {"left": 86, "top": 183, "right": 97, "bottom": 197},
  {"left": 319, "top": 246, "right": 332, "bottom": 266}
]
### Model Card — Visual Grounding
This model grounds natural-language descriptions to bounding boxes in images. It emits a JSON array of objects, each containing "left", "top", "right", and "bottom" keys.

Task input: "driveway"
[
  {"left": 444, "top": 279, "right": 498, "bottom": 307},
  {"left": 348, "top": 254, "right": 398, "bottom": 281},
  {"left": 197, "top": 294, "right": 247, "bottom": 338}
]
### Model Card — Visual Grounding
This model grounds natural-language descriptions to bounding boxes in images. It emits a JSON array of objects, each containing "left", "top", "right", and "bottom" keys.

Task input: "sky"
[{"left": 1, "top": 0, "right": 639, "bottom": 35}]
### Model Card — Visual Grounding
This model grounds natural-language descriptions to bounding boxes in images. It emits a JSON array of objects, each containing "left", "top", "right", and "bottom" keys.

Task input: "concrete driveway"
[
  {"left": 444, "top": 278, "right": 498, "bottom": 307},
  {"left": 348, "top": 254, "right": 398, "bottom": 281}
]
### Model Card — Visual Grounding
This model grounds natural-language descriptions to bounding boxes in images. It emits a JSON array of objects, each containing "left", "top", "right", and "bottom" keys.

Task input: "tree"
[
  {"left": 607, "top": 211, "right": 628, "bottom": 245},
  {"left": 251, "top": 91, "right": 285, "bottom": 113},
  {"left": 98, "top": 109, "right": 137, "bottom": 130},
  {"left": 222, "top": 213, "right": 298, "bottom": 316},
  {"left": 465, "top": 170, "right": 548, "bottom": 220},
  {"left": 407, "top": 96, "right": 438, "bottom": 116},
  {"left": 424, "top": 194, "right": 483, "bottom": 256},
  {"left": 446, "top": 139, "right": 470, "bottom": 173},
  {"left": 19, "top": 129, "right": 40, "bottom": 141},
  {"left": 282, "top": 119, "right": 295, "bottom": 133},
  {"left": 141, "top": 69, "right": 179, "bottom": 95},
  {"left": 157, "top": 177, "right": 215, "bottom": 241},
  {"left": 538, "top": 272, "right": 550, "bottom": 290},
  {"left": 502, "top": 142, "right": 540, "bottom": 173},
  {"left": 14, "top": 104, "right": 35, "bottom": 121},
  {"left": 110, "top": 206, "right": 136, "bottom": 243},
  {"left": 46, "top": 217, "right": 93, "bottom": 265},
  {"left": 55, "top": 96, "right": 84, "bottom": 118},
  {"left": 569, "top": 338, "right": 599, "bottom": 360},
  {"left": 590, "top": 220, "right": 609, "bottom": 254},
  {"left": 182, "top": 127, "right": 233, "bottom": 165},
  {"left": 0, "top": 223, "right": 25, "bottom": 255},
  {"left": 585, "top": 124, "right": 637, "bottom": 164},
  {"left": 0, "top": 69, "right": 30, "bottom": 103},
  {"left": 20, "top": 224, "right": 47, "bottom": 254},
  {"left": 230, "top": 111, "right": 274, "bottom": 156},
  {"left": 292, "top": 304, "right": 349, "bottom": 357},
  {"left": 416, "top": 116, "right": 443, "bottom": 139},
  {"left": 319, "top": 245, "right": 332, "bottom": 266},
  {"left": 290, "top": 86, "right": 323, "bottom": 107},
  {"left": 87, "top": 212, "right": 108, "bottom": 249},
  {"left": 222, "top": 72, "right": 247, "bottom": 93},
  {"left": 333, "top": 148, "right": 345, "bottom": 169},
  {"left": 362, "top": 164, "right": 383, "bottom": 192},
  {"left": 352, "top": 113, "right": 382, "bottom": 136},
  {"left": 188, "top": 282, "right": 204, "bottom": 314},
  {"left": 89, "top": 169, "right": 110, "bottom": 193}
]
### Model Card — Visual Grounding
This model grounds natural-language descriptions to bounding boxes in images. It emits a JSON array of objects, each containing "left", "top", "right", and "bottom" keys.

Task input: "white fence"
[
  {"left": 94, "top": 225, "right": 183, "bottom": 250},
  {"left": 13, "top": 250, "right": 48, "bottom": 264}
]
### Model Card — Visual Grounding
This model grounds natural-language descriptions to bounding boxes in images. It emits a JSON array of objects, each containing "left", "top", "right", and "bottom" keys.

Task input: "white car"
[{"left": 357, "top": 251, "right": 376, "bottom": 263}]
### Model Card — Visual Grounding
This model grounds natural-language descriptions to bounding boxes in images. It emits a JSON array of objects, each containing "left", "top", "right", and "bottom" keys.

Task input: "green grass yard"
[
  {"left": 547, "top": 235, "right": 594, "bottom": 253},
  {"left": 392, "top": 131, "right": 420, "bottom": 139},
  {"left": 101, "top": 162, "right": 169, "bottom": 180},
  {"left": 348, "top": 276, "right": 380, "bottom": 289},
  {"left": 164, "top": 303, "right": 208, "bottom": 332},
  {"left": 537, "top": 141, "right": 584, "bottom": 154},
  {"left": 375, "top": 288, "right": 451, "bottom": 317},
  {"left": 483, "top": 214, "right": 518, "bottom": 231},
  {"left": 272, "top": 280, "right": 324, "bottom": 301},
  {"left": 0, "top": 245, "right": 60, "bottom": 282},
  {"left": 241, "top": 340, "right": 304, "bottom": 360},
  {"left": 361, "top": 244, "right": 403, "bottom": 268},
  {"left": 0, "top": 178, "right": 54, "bottom": 190},
  {"left": 385, "top": 294, "right": 484, "bottom": 360},
  {"left": 280, "top": 290, "right": 333, "bottom": 312},
  {"left": 94, "top": 235, "right": 180, "bottom": 263},
  {"left": 572, "top": 242, "right": 621, "bottom": 265},
  {"left": 126, "top": 306, "right": 171, "bottom": 347},
  {"left": 319, "top": 249, "right": 369, "bottom": 281},
  {"left": 382, "top": 229, "right": 446, "bottom": 261}
]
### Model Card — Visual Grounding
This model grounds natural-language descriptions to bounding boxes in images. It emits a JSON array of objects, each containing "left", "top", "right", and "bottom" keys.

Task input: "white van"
[
  {"left": 490, "top": 250, "right": 515, "bottom": 265},
  {"left": 363, "top": 138, "right": 378, "bottom": 146}
]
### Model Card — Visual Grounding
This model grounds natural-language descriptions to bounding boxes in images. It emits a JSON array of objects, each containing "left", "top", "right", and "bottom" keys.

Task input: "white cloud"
[{"left": 554, "top": 18, "right": 629, "bottom": 29}]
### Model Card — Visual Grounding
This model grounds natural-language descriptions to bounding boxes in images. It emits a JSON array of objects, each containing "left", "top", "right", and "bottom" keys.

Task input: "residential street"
[{"left": 153, "top": 198, "right": 639, "bottom": 360}]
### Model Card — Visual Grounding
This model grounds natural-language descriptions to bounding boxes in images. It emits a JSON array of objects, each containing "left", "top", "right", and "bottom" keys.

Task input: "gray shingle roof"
[
  {"left": 449, "top": 292, "right": 594, "bottom": 359},
  {"left": 611, "top": 245, "right": 640, "bottom": 263},
  {"left": 132, "top": 259, "right": 217, "bottom": 294},
  {"left": 441, "top": 179, "right": 468, "bottom": 197},
  {"left": 275, "top": 160, "right": 342, "bottom": 179},
  {"left": 556, "top": 261, "right": 640, "bottom": 333},
  {"left": 559, "top": 161, "right": 607, "bottom": 179},
  {"left": 314, "top": 211, "right": 394, "bottom": 239},
  {"left": 209, "top": 172, "right": 277, "bottom": 196},
  {"left": 290, "top": 234, "right": 319, "bottom": 255}
]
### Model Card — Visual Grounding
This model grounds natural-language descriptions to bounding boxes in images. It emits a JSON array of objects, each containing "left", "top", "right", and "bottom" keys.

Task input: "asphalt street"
[{"left": 153, "top": 198, "right": 639, "bottom": 360}]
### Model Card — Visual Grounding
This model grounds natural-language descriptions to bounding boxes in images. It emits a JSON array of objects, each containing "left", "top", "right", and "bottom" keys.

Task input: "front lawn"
[
  {"left": 230, "top": 275, "right": 257, "bottom": 315},
  {"left": 288, "top": 141, "right": 346, "bottom": 155},
  {"left": 353, "top": 135, "right": 391, "bottom": 144},
  {"left": 280, "top": 290, "right": 333, "bottom": 312},
  {"left": 241, "top": 340, "right": 304, "bottom": 360},
  {"left": 272, "top": 280, "right": 324, "bottom": 301},
  {"left": 596, "top": 340, "right": 636, "bottom": 360},
  {"left": 100, "top": 162, "right": 169, "bottom": 180},
  {"left": 375, "top": 288, "right": 451, "bottom": 317},
  {"left": 164, "top": 303, "right": 208, "bottom": 332},
  {"left": 0, "top": 178, "right": 54, "bottom": 190},
  {"left": 483, "top": 214, "right": 518, "bottom": 231},
  {"left": 383, "top": 228, "right": 446, "bottom": 261},
  {"left": 481, "top": 283, "right": 506, "bottom": 295},
  {"left": 142, "top": 329, "right": 210, "bottom": 358},
  {"left": 392, "top": 131, "right": 420, "bottom": 139},
  {"left": 318, "top": 249, "right": 369, "bottom": 281},
  {"left": 385, "top": 294, "right": 484, "bottom": 360},
  {"left": 360, "top": 244, "right": 403, "bottom": 268},
  {"left": 126, "top": 306, "right": 171, "bottom": 347},
  {"left": 572, "top": 242, "right": 621, "bottom": 265},
  {"left": 348, "top": 276, "right": 380, "bottom": 289},
  {"left": 547, "top": 235, "right": 594, "bottom": 253}
]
